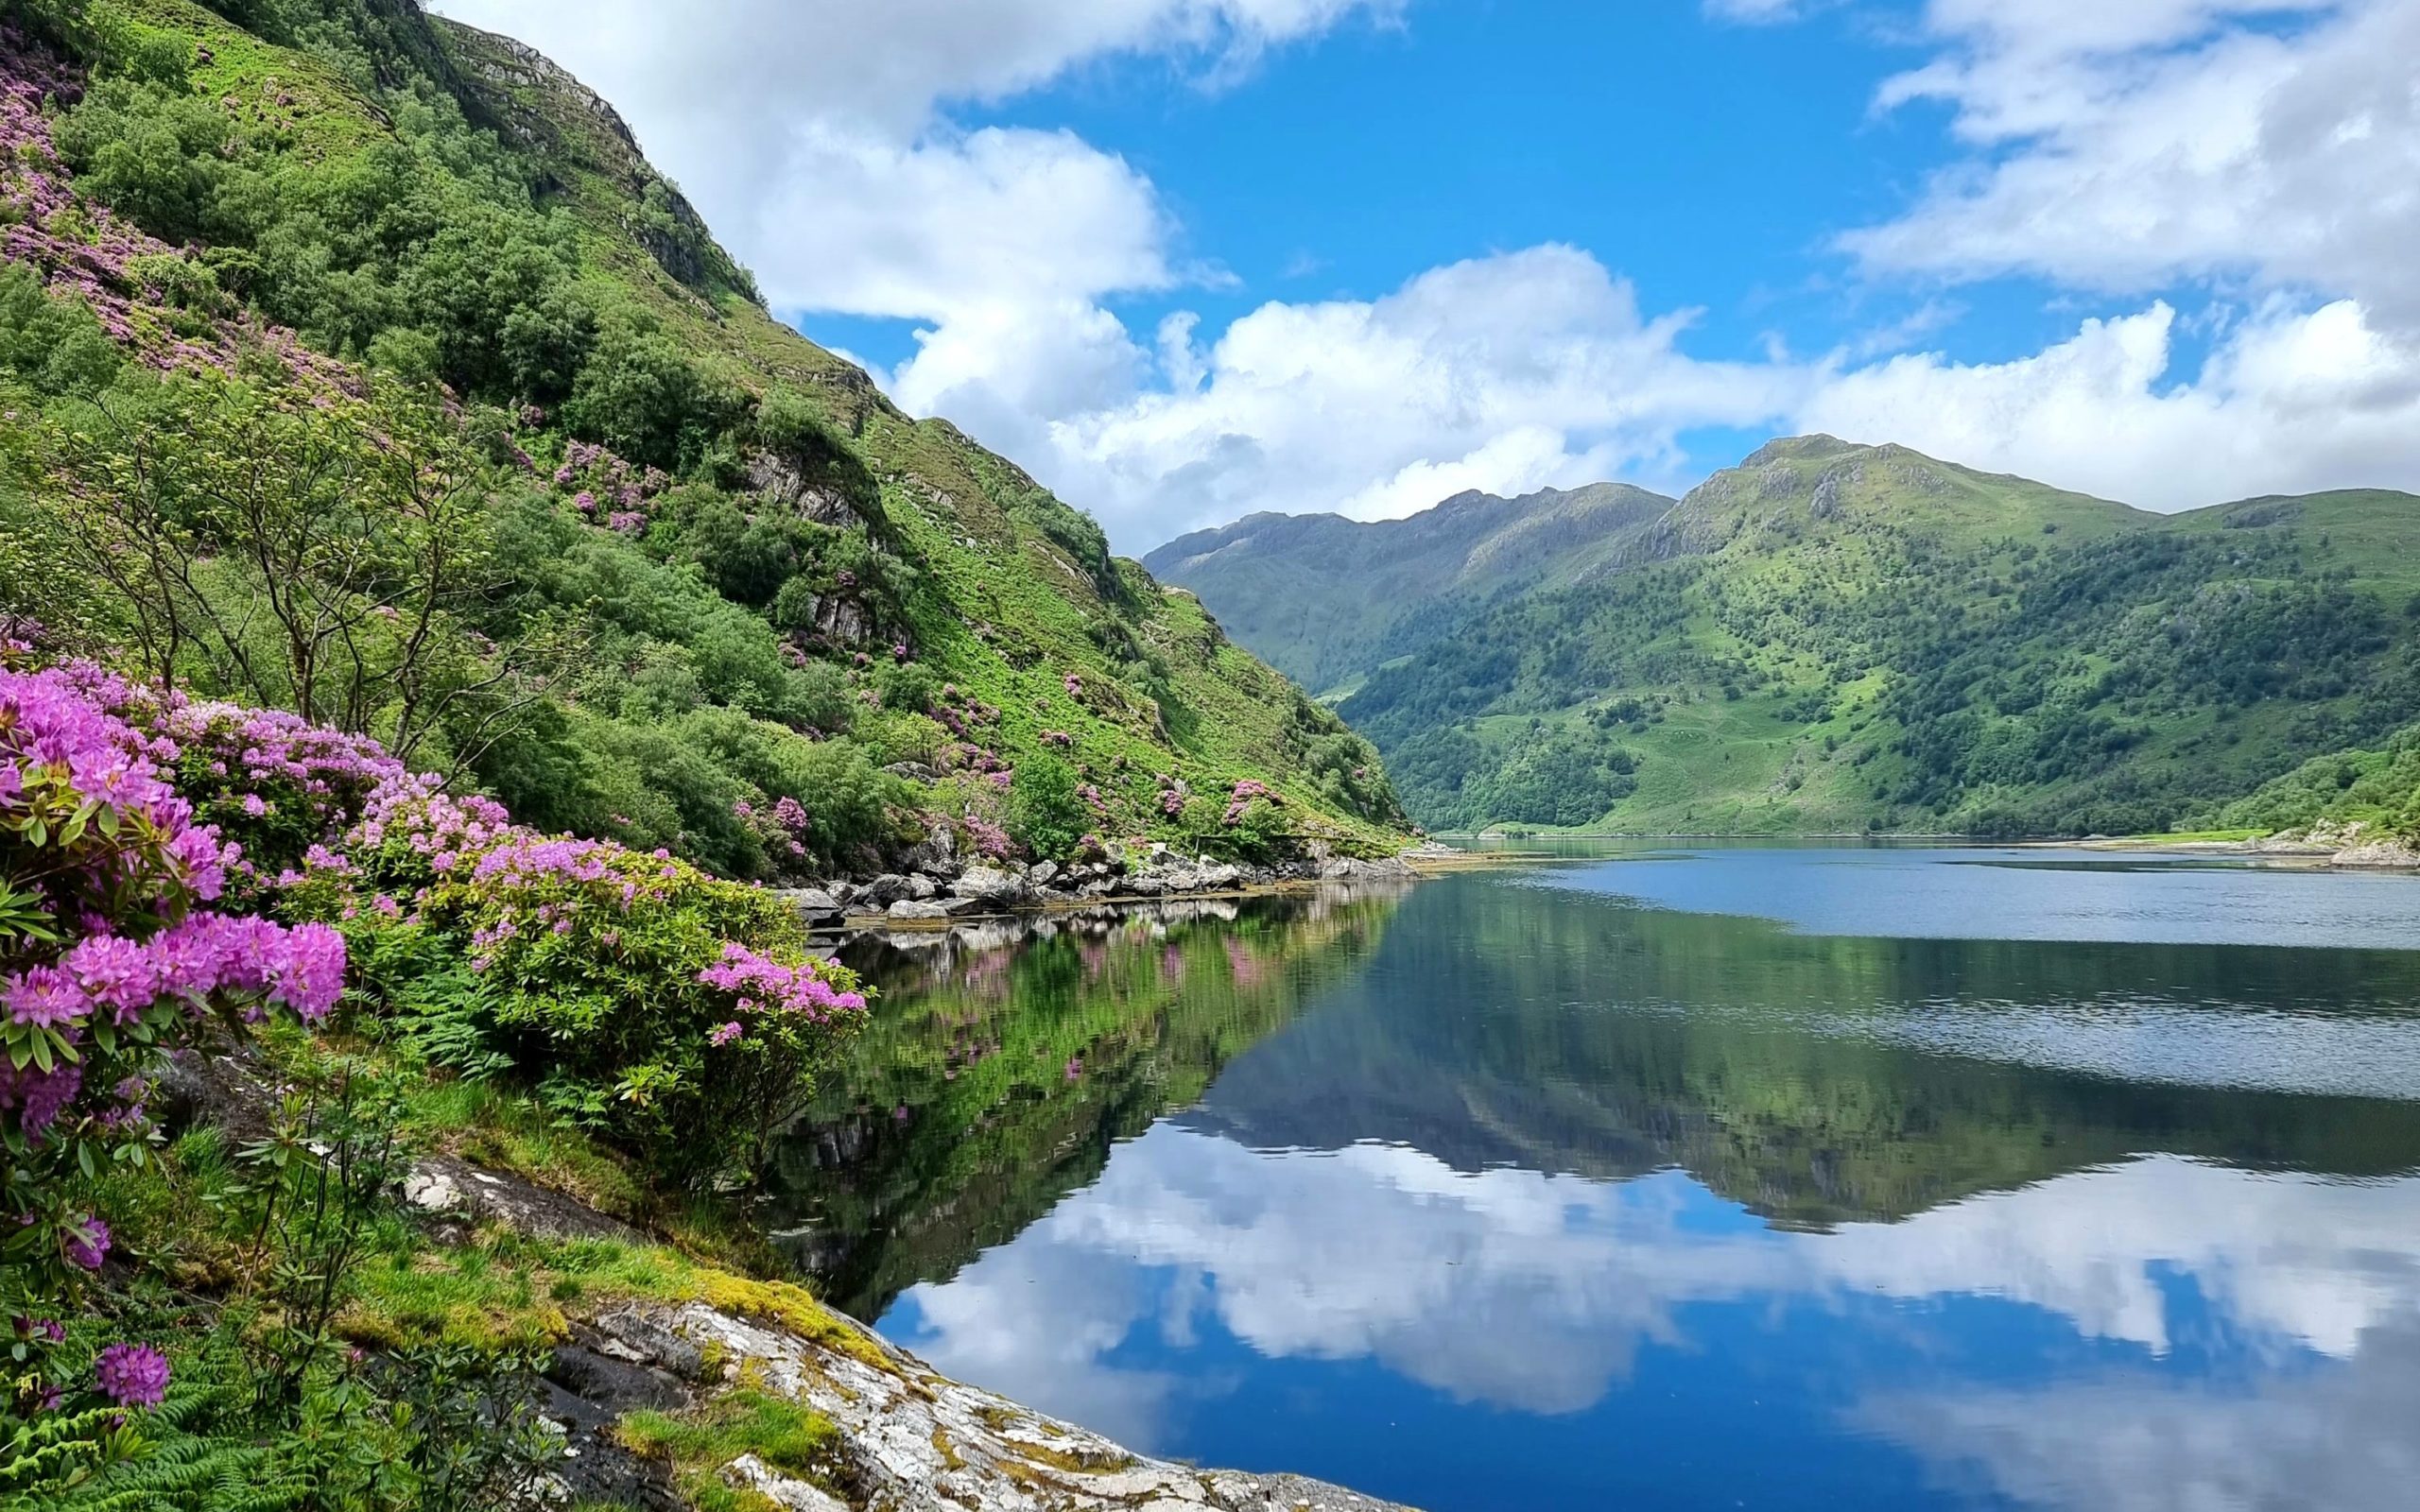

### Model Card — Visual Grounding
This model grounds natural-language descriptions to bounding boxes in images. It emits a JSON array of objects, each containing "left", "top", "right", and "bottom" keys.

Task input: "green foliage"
[
  {"left": 40, "top": 370, "right": 535, "bottom": 763},
  {"left": 308, "top": 793, "right": 868, "bottom": 1184},
  {"left": 2204, "top": 723, "right": 2420, "bottom": 839},
  {"left": 616, "top": 1389, "right": 838, "bottom": 1512},
  {"left": 1007, "top": 755, "right": 1087, "bottom": 861},
  {"left": 4, "top": 0, "right": 1414, "bottom": 886},
  {"left": 54, "top": 77, "right": 232, "bottom": 246},
  {"left": 0, "top": 266, "right": 122, "bottom": 399},
  {"left": 38, "top": 1075, "right": 565, "bottom": 1512},
  {"left": 1177, "top": 439, "right": 2420, "bottom": 836},
  {"left": 560, "top": 318, "right": 742, "bottom": 472}
]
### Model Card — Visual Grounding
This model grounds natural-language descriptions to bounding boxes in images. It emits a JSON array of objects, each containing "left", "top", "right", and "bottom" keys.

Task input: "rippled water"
[{"left": 770, "top": 847, "right": 2420, "bottom": 1511}]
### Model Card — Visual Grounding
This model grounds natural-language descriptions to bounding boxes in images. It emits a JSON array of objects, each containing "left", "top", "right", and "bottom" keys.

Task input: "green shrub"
[
  {"left": 1008, "top": 755, "right": 1086, "bottom": 861},
  {"left": 302, "top": 780, "right": 869, "bottom": 1183}
]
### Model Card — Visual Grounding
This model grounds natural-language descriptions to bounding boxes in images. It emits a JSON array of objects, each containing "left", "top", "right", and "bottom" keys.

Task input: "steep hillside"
[
  {"left": 1145, "top": 481, "right": 1671, "bottom": 695},
  {"left": 1161, "top": 437, "right": 2420, "bottom": 835},
  {"left": 0, "top": 0, "right": 1407, "bottom": 879},
  {"left": 2202, "top": 719, "right": 2420, "bottom": 844}
]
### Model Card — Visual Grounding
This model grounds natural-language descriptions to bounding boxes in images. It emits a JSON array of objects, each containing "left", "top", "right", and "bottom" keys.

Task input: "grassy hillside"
[
  {"left": 0, "top": 0, "right": 1407, "bottom": 877},
  {"left": 2201, "top": 721, "right": 2420, "bottom": 840},
  {"left": 1161, "top": 436, "right": 2420, "bottom": 834},
  {"left": 1144, "top": 481, "right": 1672, "bottom": 696}
]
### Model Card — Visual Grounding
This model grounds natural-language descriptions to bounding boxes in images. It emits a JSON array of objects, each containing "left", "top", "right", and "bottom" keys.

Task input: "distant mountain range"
[
  {"left": 1147, "top": 482, "right": 1672, "bottom": 696},
  {"left": 1149, "top": 437, "right": 2420, "bottom": 836}
]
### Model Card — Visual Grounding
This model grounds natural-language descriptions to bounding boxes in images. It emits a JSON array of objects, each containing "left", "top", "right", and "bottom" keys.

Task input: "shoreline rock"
[
  {"left": 778, "top": 843, "right": 1443, "bottom": 937},
  {"left": 403, "top": 1151, "right": 1418, "bottom": 1511},
  {"left": 2071, "top": 819, "right": 2420, "bottom": 869},
  {"left": 592, "top": 1298, "right": 1416, "bottom": 1512}
]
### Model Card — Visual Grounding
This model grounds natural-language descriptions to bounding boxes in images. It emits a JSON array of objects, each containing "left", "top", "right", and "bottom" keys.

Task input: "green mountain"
[
  {"left": 0, "top": 0, "right": 1407, "bottom": 878},
  {"left": 1152, "top": 435, "right": 2420, "bottom": 835},
  {"left": 1145, "top": 481, "right": 1673, "bottom": 696}
]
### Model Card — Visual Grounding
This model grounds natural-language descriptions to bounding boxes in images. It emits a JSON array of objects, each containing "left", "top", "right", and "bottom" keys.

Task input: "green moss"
[{"left": 616, "top": 1388, "right": 841, "bottom": 1512}]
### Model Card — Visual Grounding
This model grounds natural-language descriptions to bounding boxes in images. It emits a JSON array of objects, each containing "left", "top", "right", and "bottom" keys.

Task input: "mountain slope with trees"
[
  {"left": 0, "top": 3, "right": 1415, "bottom": 1508},
  {"left": 0, "top": 0, "right": 1409, "bottom": 887},
  {"left": 1154, "top": 436, "right": 2420, "bottom": 835},
  {"left": 1145, "top": 482, "right": 1673, "bottom": 696}
]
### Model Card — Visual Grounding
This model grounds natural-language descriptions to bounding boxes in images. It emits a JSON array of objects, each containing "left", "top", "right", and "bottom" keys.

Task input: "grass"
[{"left": 617, "top": 1388, "right": 842, "bottom": 1512}]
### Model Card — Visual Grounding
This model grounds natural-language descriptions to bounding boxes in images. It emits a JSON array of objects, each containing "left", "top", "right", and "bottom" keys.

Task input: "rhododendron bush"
[
  {"left": 294, "top": 777, "right": 868, "bottom": 1183},
  {"left": 0, "top": 660, "right": 344, "bottom": 1429}
]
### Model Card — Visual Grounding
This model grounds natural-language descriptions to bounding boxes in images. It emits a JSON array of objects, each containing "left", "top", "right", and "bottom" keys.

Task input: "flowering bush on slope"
[
  {"left": 56, "top": 662, "right": 406, "bottom": 892},
  {"left": 0, "top": 662, "right": 344, "bottom": 1433},
  {"left": 296, "top": 772, "right": 869, "bottom": 1183}
]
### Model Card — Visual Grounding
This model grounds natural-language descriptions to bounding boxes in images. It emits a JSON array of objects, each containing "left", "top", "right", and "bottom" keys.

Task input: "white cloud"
[
  {"left": 1031, "top": 246, "right": 1800, "bottom": 540},
  {"left": 427, "top": 0, "right": 1393, "bottom": 347},
  {"left": 1702, "top": 0, "right": 1813, "bottom": 21},
  {"left": 1856, "top": 1329, "right": 2420, "bottom": 1512},
  {"left": 1797, "top": 298, "right": 2420, "bottom": 510},
  {"left": 1846, "top": 0, "right": 2420, "bottom": 333},
  {"left": 892, "top": 1135, "right": 2420, "bottom": 1466},
  {"left": 432, "top": 0, "right": 2420, "bottom": 553}
]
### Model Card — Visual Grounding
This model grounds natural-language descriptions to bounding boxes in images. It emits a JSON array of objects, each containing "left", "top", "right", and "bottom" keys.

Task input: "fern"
[{"left": 386, "top": 963, "right": 513, "bottom": 1082}]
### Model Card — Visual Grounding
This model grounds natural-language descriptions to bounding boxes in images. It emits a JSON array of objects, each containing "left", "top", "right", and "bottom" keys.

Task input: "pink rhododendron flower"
[{"left": 95, "top": 1343, "right": 168, "bottom": 1408}]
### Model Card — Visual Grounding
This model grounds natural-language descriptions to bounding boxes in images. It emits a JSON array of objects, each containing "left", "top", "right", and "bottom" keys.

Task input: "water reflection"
[
  {"left": 773, "top": 852, "right": 2420, "bottom": 1511},
  {"left": 771, "top": 883, "right": 1415, "bottom": 1317}
]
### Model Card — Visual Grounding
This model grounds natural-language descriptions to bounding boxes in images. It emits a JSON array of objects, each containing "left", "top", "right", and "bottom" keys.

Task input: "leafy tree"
[
  {"left": 45, "top": 372, "right": 560, "bottom": 771},
  {"left": 1008, "top": 755, "right": 1087, "bottom": 861}
]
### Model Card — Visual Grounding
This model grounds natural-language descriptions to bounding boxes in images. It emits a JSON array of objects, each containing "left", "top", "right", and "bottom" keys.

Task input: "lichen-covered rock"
[
  {"left": 950, "top": 866, "right": 1024, "bottom": 902},
  {"left": 590, "top": 1301, "right": 1415, "bottom": 1512}
]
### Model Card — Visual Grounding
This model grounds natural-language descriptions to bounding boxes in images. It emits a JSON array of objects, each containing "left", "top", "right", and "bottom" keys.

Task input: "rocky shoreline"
[
  {"left": 776, "top": 842, "right": 1456, "bottom": 938},
  {"left": 2076, "top": 819, "right": 2420, "bottom": 869},
  {"left": 165, "top": 1046, "right": 1421, "bottom": 1512}
]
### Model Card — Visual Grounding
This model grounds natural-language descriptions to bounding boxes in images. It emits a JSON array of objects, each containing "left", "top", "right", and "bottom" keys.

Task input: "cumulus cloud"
[
  {"left": 1012, "top": 254, "right": 2420, "bottom": 541},
  {"left": 1798, "top": 300, "right": 2420, "bottom": 510},
  {"left": 1035, "top": 246, "right": 1799, "bottom": 535},
  {"left": 1845, "top": 0, "right": 2420, "bottom": 332},
  {"left": 1855, "top": 1325, "right": 2420, "bottom": 1512},
  {"left": 891, "top": 1135, "right": 2420, "bottom": 1466},
  {"left": 427, "top": 0, "right": 1389, "bottom": 328},
  {"left": 432, "top": 0, "right": 2420, "bottom": 552}
]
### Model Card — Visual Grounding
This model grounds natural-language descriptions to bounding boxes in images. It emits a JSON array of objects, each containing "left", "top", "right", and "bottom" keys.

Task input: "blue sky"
[{"left": 439, "top": 0, "right": 2420, "bottom": 552}]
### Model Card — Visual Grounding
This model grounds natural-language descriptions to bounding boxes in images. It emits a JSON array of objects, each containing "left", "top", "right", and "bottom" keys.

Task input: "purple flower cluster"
[
  {"left": 94, "top": 1343, "right": 169, "bottom": 1408},
  {"left": 1223, "top": 779, "right": 1277, "bottom": 827},
  {"left": 960, "top": 816, "right": 1013, "bottom": 860},
  {"left": 727, "top": 794, "right": 814, "bottom": 868},
  {"left": 1040, "top": 730, "right": 1074, "bottom": 749},
  {"left": 59, "top": 663, "right": 405, "bottom": 885},
  {"left": 0, "top": 1059, "right": 79, "bottom": 1140},
  {"left": 0, "top": 666, "right": 349, "bottom": 1162},
  {"left": 62, "top": 1214, "right": 108, "bottom": 1271},
  {"left": 551, "top": 441, "right": 666, "bottom": 533},
  {"left": 0, "top": 37, "right": 358, "bottom": 390},
  {"left": 695, "top": 941, "right": 868, "bottom": 1026}
]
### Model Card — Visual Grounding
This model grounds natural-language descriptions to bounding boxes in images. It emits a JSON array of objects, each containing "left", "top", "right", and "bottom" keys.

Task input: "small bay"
[{"left": 770, "top": 847, "right": 2420, "bottom": 1511}]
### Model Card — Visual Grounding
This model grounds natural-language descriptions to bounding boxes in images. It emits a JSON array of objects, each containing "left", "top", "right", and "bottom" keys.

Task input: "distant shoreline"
[{"left": 1426, "top": 830, "right": 2420, "bottom": 870}]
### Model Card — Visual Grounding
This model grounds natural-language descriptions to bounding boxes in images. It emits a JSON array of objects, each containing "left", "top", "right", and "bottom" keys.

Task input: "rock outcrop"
[{"left": 588, "top": 1299, "right": 1414, "bottom": 1512}]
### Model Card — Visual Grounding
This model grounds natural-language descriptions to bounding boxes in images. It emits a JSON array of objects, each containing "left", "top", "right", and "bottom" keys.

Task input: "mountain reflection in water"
[{"left": 769, "top": 849, "right": 2420, "bottom": 1512}]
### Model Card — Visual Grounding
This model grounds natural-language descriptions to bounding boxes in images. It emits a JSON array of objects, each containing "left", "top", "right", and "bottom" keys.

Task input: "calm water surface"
[{"left": 771, "top": 847, "right": 2420, "bottom": 1511}]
